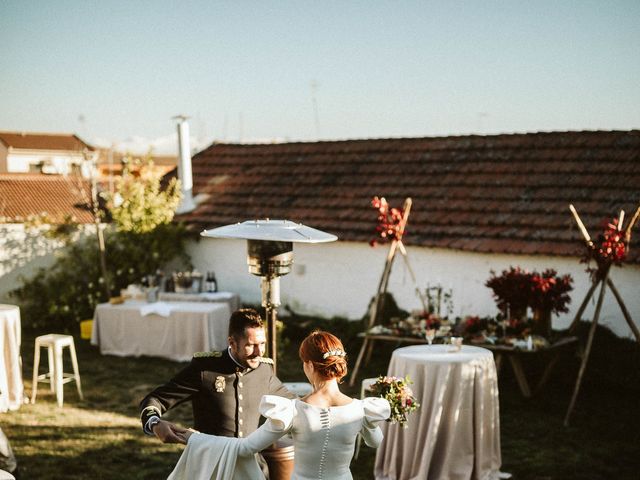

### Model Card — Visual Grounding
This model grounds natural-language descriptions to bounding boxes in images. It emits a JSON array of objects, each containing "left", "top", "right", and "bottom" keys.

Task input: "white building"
[
  {"left": 0, "top": 131, "right": 93, "bottom": 176},
  {"left": 0, "top": 173, "right": 94, "bottom": 302},
  {"left": 175, "top": 130, "right": 640, "bottom": 338}
]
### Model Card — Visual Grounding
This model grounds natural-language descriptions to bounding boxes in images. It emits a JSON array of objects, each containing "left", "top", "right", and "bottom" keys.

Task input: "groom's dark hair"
[{"left": 228, "top": 308, "right": 264, "bottom": 340}]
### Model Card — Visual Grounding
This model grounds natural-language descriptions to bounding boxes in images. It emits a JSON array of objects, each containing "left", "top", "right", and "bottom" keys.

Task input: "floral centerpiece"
[
  {"left": 485, "top": 267, "right": 533, "bottom": 320},
  {"left": 460, "top": 315, "right": 490, "bottom": 337},
  {"left": 528, "top": 269, "right": 573, "bottom": 336},
  {"left": 459, "top": 316, "right": 494, "bottom": 342},
  {"left": 415, "top": 310, "right": 441, "bottom": 331},
  {"left": 458, "top": 315, "right": 531, "bottom": 344},
  {"left": 368, "top": 375, "right": 420, "bottom": 428},
  {"left": 485, "top": 267, "right": 573, "bottom": 338}
]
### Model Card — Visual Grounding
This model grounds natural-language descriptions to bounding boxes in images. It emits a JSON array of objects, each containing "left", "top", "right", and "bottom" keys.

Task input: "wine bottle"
[{"left": 211, "top": 272, "right": 218, "bottom": 292}]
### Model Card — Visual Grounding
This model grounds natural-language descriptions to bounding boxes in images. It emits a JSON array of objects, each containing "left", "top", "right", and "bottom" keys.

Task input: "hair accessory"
[{"left": 322, "top": 349, "right": 346, "bottom": 359}]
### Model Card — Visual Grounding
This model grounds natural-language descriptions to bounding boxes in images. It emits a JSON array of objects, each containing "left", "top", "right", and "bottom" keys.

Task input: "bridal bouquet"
[{"left": 369, "top": 375, "right": 420, "bottom": 428}]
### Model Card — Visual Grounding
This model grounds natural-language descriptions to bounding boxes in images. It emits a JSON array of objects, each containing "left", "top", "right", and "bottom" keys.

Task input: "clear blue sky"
[{"left": 1, "top": 1, "right": 639, "bottom": 151}]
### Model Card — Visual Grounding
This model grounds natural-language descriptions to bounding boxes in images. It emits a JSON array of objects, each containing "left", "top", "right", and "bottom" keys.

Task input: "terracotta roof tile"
[
  {"left": 179, "top": 130, "right": 640, "bottom": 263},
  {"left": 0, "top": 131, "right": 93, "bottom": 151},
  {"left": 0, "top": 173, "right": 93, "bottom": 223}
]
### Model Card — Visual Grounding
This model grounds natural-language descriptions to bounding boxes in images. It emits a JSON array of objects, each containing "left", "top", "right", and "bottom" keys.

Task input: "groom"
[{"left": 139, "top": 308, "right": 295, "bottom": 444}]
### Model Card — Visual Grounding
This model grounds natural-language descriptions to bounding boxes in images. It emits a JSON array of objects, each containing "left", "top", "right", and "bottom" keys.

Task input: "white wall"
[
  {"left": 187, "top": 238, "right": 640, "bottom": 339},
  {"left": 6, "top": 150, "right": 85, "bottom": 175},
  {"left": 0, "top": 223, "right": 91, "bottom": 303}
]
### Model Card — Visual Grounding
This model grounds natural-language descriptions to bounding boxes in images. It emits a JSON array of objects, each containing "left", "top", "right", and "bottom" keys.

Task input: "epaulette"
[
  {"left": 258, "top": 357, "right": 274, "bottom": 365},
  {"left": 194, "top": 350, "right": 223, "bottom": 358}
]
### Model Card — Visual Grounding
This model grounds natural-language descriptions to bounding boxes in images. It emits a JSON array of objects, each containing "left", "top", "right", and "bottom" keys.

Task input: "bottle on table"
[{"left": 206, "top": 271, "right": 218, "bottom": 292}]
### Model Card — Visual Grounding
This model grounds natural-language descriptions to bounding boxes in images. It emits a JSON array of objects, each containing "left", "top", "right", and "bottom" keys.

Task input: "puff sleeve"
[
  {"left": 238, "top": 395, "right": 295, "bottom": 456},
  {"left": 360, "top": 397, "right": 391, "bottom": 448}
]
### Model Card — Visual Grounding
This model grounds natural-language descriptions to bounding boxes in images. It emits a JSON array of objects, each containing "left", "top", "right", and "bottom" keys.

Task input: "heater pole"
[
  {"left": 261, "top": 274, "right": 281, "bottom": 374},
  {"left": 201, "top": 220, "right": 339, "bottom": 377},
  {"left": 266, "top": 305, "right": 278, "bottom": 373}
]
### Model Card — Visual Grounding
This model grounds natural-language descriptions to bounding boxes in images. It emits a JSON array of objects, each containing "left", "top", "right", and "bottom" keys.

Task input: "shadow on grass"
[
  {"left": 16, "top": 431, "right": 183, "bottom": 480},
  {"left": 8, "top": 320, "right": 640, "bottom": 480}
]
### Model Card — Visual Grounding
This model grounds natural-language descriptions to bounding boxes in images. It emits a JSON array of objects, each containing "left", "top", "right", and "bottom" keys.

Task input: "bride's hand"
[
  {"left": 170, "top": 425, "right": 197, "bottom": 445},
  {"left": 182, "top": 429, "right": 197, "bottom": 444}
]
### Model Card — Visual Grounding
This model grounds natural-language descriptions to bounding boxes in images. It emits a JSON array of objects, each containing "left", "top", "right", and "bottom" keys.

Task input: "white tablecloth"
[
  {"left": 375, "top": 345, "right": 501, "bottom": 480},
  {"left": 91, "top": 301, "right": 231, "bottom": 362},
  {"left": 158, "top": 291, "right": 240, "bottom": 312},
  {"left": 0, "top": 305, "right": 23, "bottom": 412}
]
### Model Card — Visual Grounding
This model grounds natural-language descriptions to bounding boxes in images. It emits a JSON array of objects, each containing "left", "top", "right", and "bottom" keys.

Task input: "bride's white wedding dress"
[{"left": 168, "top": 395, "right": 390, "bottom": 480}]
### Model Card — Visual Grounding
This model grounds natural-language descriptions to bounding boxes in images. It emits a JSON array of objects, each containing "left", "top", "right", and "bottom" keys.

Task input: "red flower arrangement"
[
  {"left": 581, "top": 217, "right": 629, "bottom": 280},
  {"left": 485, "top": 267, "right": 533, "bottom": 319},
  {"left": 528, "top": 269, "right": 574, "bottom": 314},
  {"left": 485, "top": 267, "right": 573, "bottom": 319},
  {"left": 418, "top": 311, "right": 442, "bottom": 331},
  {"left": 370, "top": 196, "right": 405, "bottom": 247},
  {"left": 461, "top": 315, "right": 485, "bottom": 336}
]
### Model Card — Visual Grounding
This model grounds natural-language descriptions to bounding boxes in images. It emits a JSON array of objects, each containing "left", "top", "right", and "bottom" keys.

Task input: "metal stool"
[
  {"left": 354, "top": 377, "right": 378, "bottom": 460},
  {"left": 31, "top": 334, "right": 83, "bottom": 407}
]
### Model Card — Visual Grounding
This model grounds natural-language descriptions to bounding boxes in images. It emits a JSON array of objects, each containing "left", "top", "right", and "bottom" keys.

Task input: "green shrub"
[{"left": 10, "top": 223, "right": 192, "bottom": 332}]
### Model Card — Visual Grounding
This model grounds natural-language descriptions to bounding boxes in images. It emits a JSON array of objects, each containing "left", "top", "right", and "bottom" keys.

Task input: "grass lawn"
[{"left": 4, "top": 320, "right": 639, "bottom": 479}]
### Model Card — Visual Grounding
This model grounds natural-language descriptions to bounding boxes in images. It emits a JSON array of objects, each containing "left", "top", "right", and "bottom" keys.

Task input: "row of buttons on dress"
[{"left": 318, "top": 410, "right": 330, "bottom": 479}]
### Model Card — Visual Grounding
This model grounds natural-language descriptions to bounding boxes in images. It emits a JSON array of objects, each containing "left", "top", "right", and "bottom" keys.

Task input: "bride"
[{"left": 168, "top": 330, "right": 390, "bottom": 479}]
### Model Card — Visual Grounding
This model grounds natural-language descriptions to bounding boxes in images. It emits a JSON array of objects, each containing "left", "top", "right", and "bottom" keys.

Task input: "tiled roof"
[
  {"left": 0, "top": 174, "right": 93, "bottom": 223},
  {"left": 178, "top": 130, "right": 640, "bottom": 263},
  {"left": 95, "top": 148, "right": 177, "bottom": 166},
  {"left": 0, "top": 131, "right": 93, "bottom": 151}
]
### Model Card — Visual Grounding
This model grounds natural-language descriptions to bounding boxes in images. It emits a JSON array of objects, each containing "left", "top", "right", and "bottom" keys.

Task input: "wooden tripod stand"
[
  {"left": 349, "top": 197, "right": 428, "bottom": 387},
  {"left": 563, "top": 204, "right": 640, "bottom": 426}
]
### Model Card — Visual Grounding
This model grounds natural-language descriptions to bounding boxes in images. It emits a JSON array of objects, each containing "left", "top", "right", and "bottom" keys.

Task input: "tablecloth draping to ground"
[
  {"left": 375, "top": 344, "right": 501, "bottom": 480},
  {"left": 0, "top": 305, "right": 22, "bottom": 412},
  {"left": 91, "top": 301, "right": 231, "bottom": 362}
]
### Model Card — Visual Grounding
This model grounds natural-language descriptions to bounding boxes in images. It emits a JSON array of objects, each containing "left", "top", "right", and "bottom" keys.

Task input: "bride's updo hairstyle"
[{"left": 299, "top": 330, "right": 348, "bottom": 381}]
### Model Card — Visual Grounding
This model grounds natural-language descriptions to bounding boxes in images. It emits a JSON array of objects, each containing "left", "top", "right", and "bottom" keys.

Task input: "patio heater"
[{"left": 201, "top": 219, "right": 337, "bottom": 372}]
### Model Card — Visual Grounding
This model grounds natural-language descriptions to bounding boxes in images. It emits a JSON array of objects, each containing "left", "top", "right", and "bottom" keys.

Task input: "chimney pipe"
[{"left": 174, "top": 115, "right": 196, "bottom": 213}]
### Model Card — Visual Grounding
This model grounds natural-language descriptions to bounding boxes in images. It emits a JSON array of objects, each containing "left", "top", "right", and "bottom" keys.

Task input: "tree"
[
  {"left": 103, "top": 156, "right": 181, "bottom": 234},
  {"left": 11, "top": 155, "right": 190, "bottom": 332}
]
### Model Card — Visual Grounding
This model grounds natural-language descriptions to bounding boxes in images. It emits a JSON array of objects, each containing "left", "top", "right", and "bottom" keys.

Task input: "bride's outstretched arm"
[
  {"left": 238, "top": 395, "right": 294, "bottom": 456},
  {"left": 181, "top": 396, "right": 293, "bottom": 458},
  {"left": 181, "top": 422, "right": 284, "bottom": 457},
  {"left": 360, "top": 397, "right": 391, "bottom": 448},
  {"left": 237, "top": 421, "right": 288, "bottom": 456}
]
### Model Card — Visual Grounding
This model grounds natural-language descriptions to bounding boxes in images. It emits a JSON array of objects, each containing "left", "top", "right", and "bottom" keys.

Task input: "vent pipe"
[{"left": 174, "top": 115, "right": 196, "bottom": 213}]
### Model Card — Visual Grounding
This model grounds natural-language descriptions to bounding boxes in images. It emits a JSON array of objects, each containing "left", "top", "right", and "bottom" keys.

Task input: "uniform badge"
[{"left": 215, "top": 376, "right": 226, "bottom": 393}]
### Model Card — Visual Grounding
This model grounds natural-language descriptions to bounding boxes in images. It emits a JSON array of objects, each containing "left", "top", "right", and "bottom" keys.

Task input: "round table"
[
  {"left": 0, "top": 305, "right": 23, "bottom": 412},
  {"left": 375, "top": 344, "right": 501, "bottom": 480}
]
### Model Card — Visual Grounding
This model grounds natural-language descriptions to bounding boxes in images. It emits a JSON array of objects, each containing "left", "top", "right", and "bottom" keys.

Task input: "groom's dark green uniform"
[{"left": 139, "top": 349, "right": 294, "bottom": 437}]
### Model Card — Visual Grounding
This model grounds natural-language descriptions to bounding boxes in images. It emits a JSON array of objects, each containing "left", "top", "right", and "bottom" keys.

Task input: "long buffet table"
[
  {"left": 350, "top": 332, "right": 578, "bottom": 397},
  {"left": 91, "top": 300, "right": 231, "bottom": 362}
]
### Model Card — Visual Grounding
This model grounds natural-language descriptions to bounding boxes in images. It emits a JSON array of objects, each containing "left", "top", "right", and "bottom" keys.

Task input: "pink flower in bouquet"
[{"left": 369, "top": 375, "right": 420, "bottom": 428}]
